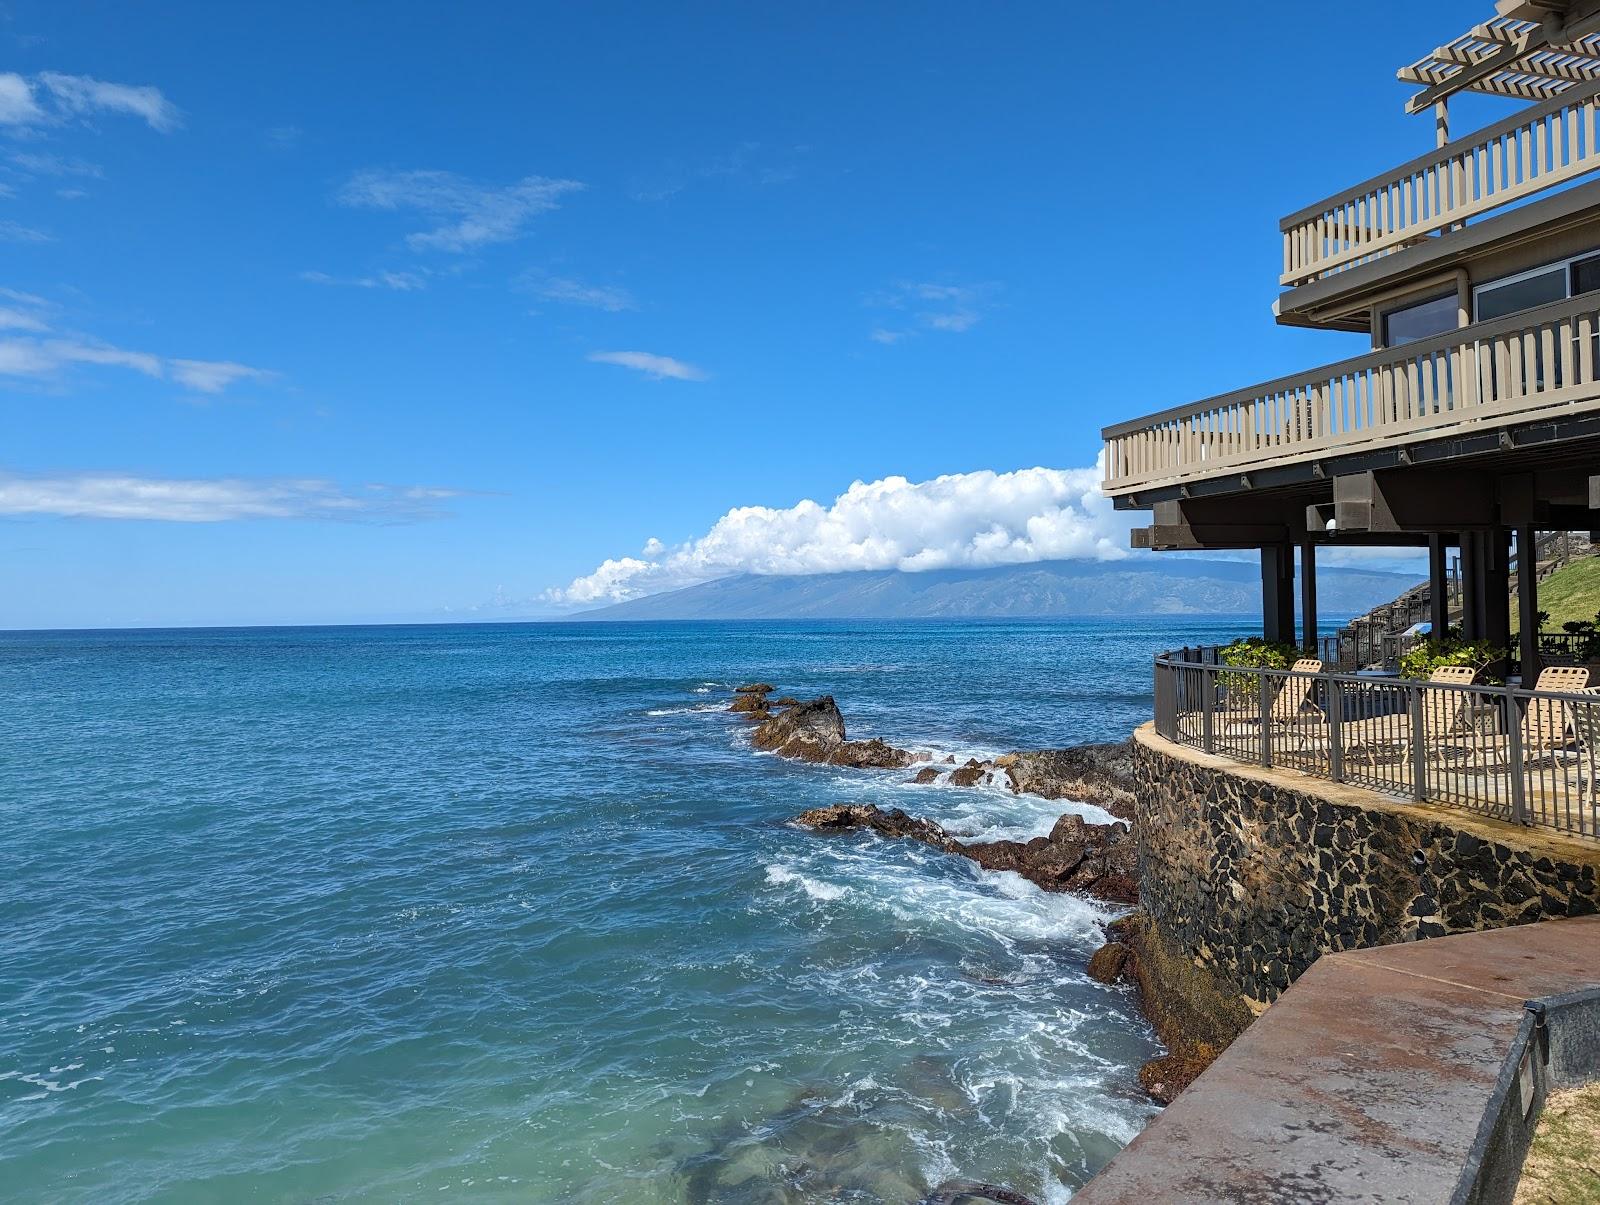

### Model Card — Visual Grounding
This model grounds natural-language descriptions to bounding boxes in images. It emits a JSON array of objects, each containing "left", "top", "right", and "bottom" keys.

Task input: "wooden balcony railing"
[
  {"left": 1281, "top": 79, "right": 1600, "bottom": 287},
  {"left": 1102, "top": 291, "right": 1600, "bottom": 497}
]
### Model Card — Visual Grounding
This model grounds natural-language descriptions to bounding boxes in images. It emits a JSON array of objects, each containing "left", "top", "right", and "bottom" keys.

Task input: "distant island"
[{"left": 574, "top": 558, "right": 1419, "bottom": 621}]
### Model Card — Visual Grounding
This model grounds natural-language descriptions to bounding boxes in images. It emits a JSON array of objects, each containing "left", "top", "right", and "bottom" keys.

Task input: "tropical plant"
[
  {"left": 1216, "top": 636, "right": 1302, "bottom": 700},
  {"left": 1398, "top": 634, "right": 1507, "bottom": 683}
]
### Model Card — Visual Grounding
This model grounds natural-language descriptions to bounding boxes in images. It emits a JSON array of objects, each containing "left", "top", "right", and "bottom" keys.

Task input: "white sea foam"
[
  {"left": 644, "top": 703, "right": 726, "bottom": 717},
  {"left": 764, "top": 863, "right": 849, "bottom": 902}
]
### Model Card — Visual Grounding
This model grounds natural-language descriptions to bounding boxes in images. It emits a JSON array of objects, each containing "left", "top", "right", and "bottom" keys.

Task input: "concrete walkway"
[{"left": 1076, "top": 916, "right": 1600, "bottom": 1204}]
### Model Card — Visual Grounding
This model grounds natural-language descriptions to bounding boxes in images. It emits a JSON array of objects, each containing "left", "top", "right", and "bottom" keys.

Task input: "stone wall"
[{"left": 1133, "top": 723, "right": 1600, "bottom": 1009}]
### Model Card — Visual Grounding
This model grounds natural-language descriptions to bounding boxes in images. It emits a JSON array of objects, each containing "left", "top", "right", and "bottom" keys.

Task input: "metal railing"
[
  {"left": 1282, "top": 78, "right": 1600, "bottom": 286},
  {"left": 1101, "top": 291, "right": 1600, "bottom": 497},
  {"left": 1154, "top": 652, "right": 1600, "bottom": 839}
]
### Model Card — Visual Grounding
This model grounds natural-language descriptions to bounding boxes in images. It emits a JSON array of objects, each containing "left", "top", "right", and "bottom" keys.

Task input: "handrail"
[
  {"left": 1152, "top": 652, "right": 1600, "bottom": 839},
  {"left": 1281, "top": 78, "right": 1600, "bottom": 286},
  {"left": 1102, "top": 290, "right": 1600, "bottom": 495}
]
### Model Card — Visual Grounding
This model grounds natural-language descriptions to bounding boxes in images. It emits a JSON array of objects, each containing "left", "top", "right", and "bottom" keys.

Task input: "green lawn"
[{"left": 1536, "top": 556, "right": 1600, "bottom": 630}]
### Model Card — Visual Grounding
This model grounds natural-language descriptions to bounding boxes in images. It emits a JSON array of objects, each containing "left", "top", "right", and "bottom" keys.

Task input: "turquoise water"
[{"left": 2, "top": 617, "right": 1249, "bottom": 1203}]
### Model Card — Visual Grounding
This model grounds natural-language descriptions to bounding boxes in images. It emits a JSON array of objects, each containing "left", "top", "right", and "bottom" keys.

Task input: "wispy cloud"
[
  {"left": 0, "top": 71, "right": 180, "bottom": 132},
  {"left": 544, "top": 464, "right": 1131, "bottom": 606},
  {"left": 0, "top": 293, "right": 272, "bottom": 395},
  {"left": 0, "top": 220, "right": 50, "bottom": 244},
  {"left": 336, "top": 169, "right": 583, "bottom": 252},
  {"left": 8, "top": 151, "right": 103, "bottom": 178},
  {"left": 300, "top": 268, "right": 427, "bottom": 292},
  {"left": 586, "top": 350, "right": 707, "bottom": 381},
  {"left": 521, "top": 271, "right": 635, "bottom": 312},
  {"left": 865, "top": 280, "right": 997, "bottom": 343},
  {"left": 629, "top": 141, "right": 808, "bottom": 203},
  {"left": 0, "top": 471, "right": 462, "bottom": 522}
]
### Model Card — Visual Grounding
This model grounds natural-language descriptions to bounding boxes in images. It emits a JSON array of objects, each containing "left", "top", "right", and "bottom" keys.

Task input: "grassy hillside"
[{"left": 1536, "top": 555, "right": 1600, "bottom": 629}]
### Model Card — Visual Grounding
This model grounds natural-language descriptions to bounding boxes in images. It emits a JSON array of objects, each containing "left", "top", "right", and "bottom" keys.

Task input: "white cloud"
[
  {"left": 522, "top": 272, "right": 635, "bottom": 311},
  {"left": 0, "top": 220, "right": 51, "bottom": 243},
  {"left": 300, "top": 268, "right": 427, "bottom": 291},
  {"left": 168, "top": 359, "right": 274, "bottom": 394},
  {"left": 0, "top": 471, "right": 461, "bottom": 522},
  {"left": 0, "top": 334, "right": 271, "bottom": 395},
  {"left": 587, "top": 349, "right": 707, "bottom": 381},
  {"left": 9, "top": 151, "right": 103, "bottom": 177},
  {"left": 35, "top": 72, "right": 181, "bottom": 132},
  {"left": 545, "top": 464, "right": 1133, "bottom": 606},
  {"left": 0, "top": 73, "right": 45, "bottom": 125},
  {"left": 866, "top": 279, "right": 996, "bottom": 343},
  {"left": 0, "top": 306, "right": 49, "bottom": 332},
  {"left": 336, "top": 169, "right": 583, "bottom": 252}
]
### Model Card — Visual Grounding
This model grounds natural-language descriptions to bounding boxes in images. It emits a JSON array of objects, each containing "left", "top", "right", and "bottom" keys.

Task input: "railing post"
[
  {"left": 1410, "top": 682, "right": 1428, "bottom": 802},
  {"left": 1259, "top": 672, "right": 1274, "bottom": 769},
  {"left": 1201, "top": 666, "right": 1216, "bottom": 754},
  {"left": 1505, "top": 686, "right": 1529, "bottom": 824},
  {"left": 1328, "top": 676, "right": 1345, "bottom": 782}
]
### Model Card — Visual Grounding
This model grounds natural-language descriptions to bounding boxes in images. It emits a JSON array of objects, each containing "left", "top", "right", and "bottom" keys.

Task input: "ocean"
[{"left": 1, "top": 616, "right": 1254, "bottom": 1203}]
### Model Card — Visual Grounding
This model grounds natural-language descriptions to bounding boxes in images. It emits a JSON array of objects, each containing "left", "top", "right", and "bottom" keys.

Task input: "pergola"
[{"left": 1402, "top": 0, "right": 1600, "bottom": 137}]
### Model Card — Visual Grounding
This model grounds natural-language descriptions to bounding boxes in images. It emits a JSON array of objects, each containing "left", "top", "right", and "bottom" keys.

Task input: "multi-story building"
[{"left": 1103, "top": 0, "right": 1600, "bottom": 673}]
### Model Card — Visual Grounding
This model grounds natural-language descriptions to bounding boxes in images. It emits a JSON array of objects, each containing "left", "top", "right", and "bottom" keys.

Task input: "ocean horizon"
[{"left": 4, "top": 616, "right": 1274, "bottom": 1201}]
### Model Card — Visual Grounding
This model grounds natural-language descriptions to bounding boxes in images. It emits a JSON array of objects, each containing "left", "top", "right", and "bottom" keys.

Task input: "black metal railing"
[{"left": 1154, "top": 651, "right": 1600, "bottom": 839}]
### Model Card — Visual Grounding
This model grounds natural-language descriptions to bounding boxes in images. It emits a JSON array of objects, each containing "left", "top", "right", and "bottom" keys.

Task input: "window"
[
  {"left": 1475, "top": 264, "right": 1567, "bottom": 322},
  {"left": 1381, "top": 293, "right": 1458, "bottom": 346},
  {"left": 1572, "top": 253, "right": 1600, "bottom": 297}
]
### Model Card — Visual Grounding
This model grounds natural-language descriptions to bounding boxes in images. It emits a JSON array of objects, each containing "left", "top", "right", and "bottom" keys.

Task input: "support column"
[
  {"left": 1517, "top": 527, "right": 1541, "bottom": 682},
  {"left": 1428, "top": 535, "right": 1449, "bottom": 637},
  {"left": 1261, "top": 543, "right": 1295, "bottom": 645},
  {"left": 1483, "top": 528, "right": 1512, "bottom": 652},
  {"left": 1460, "top": 533, "right": 1483, "bottom": 640},
  {"left": 1300, "top": 540, "right": 1318, "bottom": 654}
]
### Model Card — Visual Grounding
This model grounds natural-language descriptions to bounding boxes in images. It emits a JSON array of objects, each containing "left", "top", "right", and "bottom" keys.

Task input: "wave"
[{"left": 764, "top": 863, "right": 849, "bottom": 902}]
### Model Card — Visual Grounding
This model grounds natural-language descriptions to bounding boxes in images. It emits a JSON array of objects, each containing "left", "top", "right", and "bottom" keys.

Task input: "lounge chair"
[
  {"left": 1334, "top": 664, "right": 1482, "bottom": 765},
  {"left": 1441, "top": 665, "right": 1592, "bottom": 770},
  {"left": 1221, "top": 659, "right": 1324, "bottom": 736}
]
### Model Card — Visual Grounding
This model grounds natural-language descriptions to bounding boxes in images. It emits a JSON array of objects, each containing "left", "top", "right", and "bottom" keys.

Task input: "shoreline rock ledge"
[{"left": 743, "top": 691, "right": 919, "bottom": 770}]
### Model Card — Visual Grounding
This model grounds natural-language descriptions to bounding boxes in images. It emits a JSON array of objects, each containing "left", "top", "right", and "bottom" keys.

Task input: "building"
[{"left": 1102, "top": 0, "right": 1600, "bottom": 675}]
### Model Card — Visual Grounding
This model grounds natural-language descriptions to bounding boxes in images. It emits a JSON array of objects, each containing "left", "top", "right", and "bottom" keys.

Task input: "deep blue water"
[{"left": 2, "top": 617, "right": 1253, "bottom": 1203}]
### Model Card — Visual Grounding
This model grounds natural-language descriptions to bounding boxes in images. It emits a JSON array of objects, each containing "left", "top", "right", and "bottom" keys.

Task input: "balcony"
[
  {"left": 1281, "top": 79, "right": 1600, "bottom": 288},
  {"left": 1101, "top": 290, "right": 1600, "bottom": 499}
]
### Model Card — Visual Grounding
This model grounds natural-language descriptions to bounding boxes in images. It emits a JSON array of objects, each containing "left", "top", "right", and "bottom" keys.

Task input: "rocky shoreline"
[{"left": 729, "top": 682, "right": 1221, "bottom": 1106}]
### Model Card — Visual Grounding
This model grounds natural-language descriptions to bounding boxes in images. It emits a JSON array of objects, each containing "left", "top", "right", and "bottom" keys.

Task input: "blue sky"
[{"left": 2, "top": 2, "right": 1477, "bottom": 628}]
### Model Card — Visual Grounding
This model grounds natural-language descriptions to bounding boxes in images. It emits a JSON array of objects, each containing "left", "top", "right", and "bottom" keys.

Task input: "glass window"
[
  {"left": 1573, "top": 253, "right": 1600, "bottom": 297},
  {"left": 1381, "top": 293, "right": 1458, "bottom": 346},
  {"left": 1475, "top": 266, "right": 1567, "bottom": 322}
]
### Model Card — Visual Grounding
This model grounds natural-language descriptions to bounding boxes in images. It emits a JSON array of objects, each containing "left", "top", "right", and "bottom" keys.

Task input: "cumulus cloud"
[
  {"left": 336, "top": 169, "right": 583, "bottom": 252},
  {"left": 545, "top": 464, "right": 1133, "bottom": 606},
  {"left": 587, "top": 349, "right": 707, "bottom": 381},
  {"left": 0, "top": 471, "right": 461, "bottom": 522},
  {"left": 0, "top": 72, "right": 180, "bottom": 131},
  {"left": 521, "top": 272, "right": 635, "bottom": 311}
]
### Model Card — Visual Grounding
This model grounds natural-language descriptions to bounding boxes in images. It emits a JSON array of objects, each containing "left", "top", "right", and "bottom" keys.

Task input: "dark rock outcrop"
[
  {"left": 735, "top": 683, "right": 774, "bottom": 694},
  {"left": 911, "top": 767, "right": 942, "bottom": 785},
  {"left": 921, "top": 742, "right": 1137, "bottom": 821},
  {"left": 729, "top": 692, "right": 771, "bottom": 716},
  {"left": 748, "top": 696, "right": 916, "bottom": 769},
  {"left": 794, "top": 802, "right": 1135, "bottom": 901}
]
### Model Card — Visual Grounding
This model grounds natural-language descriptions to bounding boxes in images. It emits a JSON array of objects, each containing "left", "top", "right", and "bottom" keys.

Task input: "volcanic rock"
[
  {"left": 749, "top": 696, "right": 916, "bottom": 768},
  {"left": 735, "top": 683, "right": 774, "bottom": 694},
  {"left": 794, "top": 804, "right": 955, "bottom": 848},
  {"left": 728, "top": 692, "right": 770, "bottom": 716},
  {"left": 910, "top": 767, "right": 942, "bottom": 785},
  {"left": 946, "top": 758, "right": 990, "bottom": 787}
]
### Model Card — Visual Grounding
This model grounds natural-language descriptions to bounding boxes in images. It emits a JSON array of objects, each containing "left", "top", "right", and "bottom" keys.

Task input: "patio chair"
[
  {"left": 1221, "top": 659, "right": 1324, "bottom": 735},
  {"left": 1441, "top": 665, "right": 1592, "bottom": 770},
  {"left": 1565, "top": 687, "right": 1600, "bottom": 816},
  {"left": 1333, "top": 664, "right": 1482, "bottom": 764}
]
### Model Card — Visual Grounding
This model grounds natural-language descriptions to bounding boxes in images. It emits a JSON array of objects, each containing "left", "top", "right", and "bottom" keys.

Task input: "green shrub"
[
  {"left": 1398, "top": 634, "right": 1506, "bottom": 682},
  {"left": 1216, "top": 637, "right": 1302, "bottom": 699}
]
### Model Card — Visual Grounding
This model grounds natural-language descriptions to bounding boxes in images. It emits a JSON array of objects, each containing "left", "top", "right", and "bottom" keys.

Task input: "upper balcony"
[
  {"left": 1280, "top": 77, "right": 1600, "bottom": 290},
  {"left": 1100, "top": 289, "right": 1600, "bottom": 500}
]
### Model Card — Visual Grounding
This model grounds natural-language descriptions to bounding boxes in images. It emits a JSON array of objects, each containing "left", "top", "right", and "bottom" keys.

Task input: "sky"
[{"left": 0, "top": 2, "right": 1484, "bottom": 629}]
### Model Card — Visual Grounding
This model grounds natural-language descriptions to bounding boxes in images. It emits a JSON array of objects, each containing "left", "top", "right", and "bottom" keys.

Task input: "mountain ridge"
[{"left": 574, "top": 559, "right": 1420, "bottom": 621}]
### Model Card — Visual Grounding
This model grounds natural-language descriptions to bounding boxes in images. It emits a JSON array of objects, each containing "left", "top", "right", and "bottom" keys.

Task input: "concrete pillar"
[
  {"left": 1428, "top": 535, "right": 1449, "bottom": 637},
  {"left": 1517, "top": 526, "right": 1541, "bottom": 682},
  {"left": 1460, "top": 533, "right": 1483, "bottom": 640},
  {"left": 1300, "top": 541, "right": 1318, "bottom": 654},
  {"left": 1261, "top": 544, "right": 1296, "bottom": 644},
  {"left": 1483, "top": 529, "right": 1512, "bottom": 652}
]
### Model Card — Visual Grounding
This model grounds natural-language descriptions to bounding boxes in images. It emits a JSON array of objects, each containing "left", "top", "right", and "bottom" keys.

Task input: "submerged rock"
[
  {"left": 793, "top": 802, "right": 1135, "bottom": 902},
  {"left": 922, "top": 1181, "right": 1039, "bottom": 1205}
]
